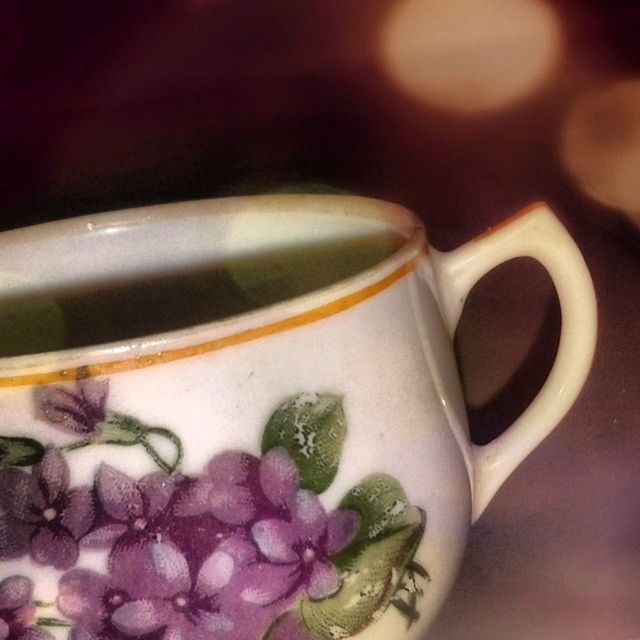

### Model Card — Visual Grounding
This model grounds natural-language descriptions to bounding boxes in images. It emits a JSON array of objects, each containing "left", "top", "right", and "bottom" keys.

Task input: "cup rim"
[{"left": 0, "top": 194, "right": 425, "bottom": 385}]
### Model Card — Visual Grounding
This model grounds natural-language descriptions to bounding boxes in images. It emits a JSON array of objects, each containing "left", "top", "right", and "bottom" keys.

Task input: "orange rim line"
[
  {"left": 473, "top": 201, "right": 546, "bottom": 242},
  {"left": 0, "top": 258, "right": 417, "bottom": 388}
]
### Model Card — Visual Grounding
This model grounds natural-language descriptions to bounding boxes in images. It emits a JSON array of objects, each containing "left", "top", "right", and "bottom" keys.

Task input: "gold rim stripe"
[
  {"left": 0, "top": 258, "right": 417, "bottom": 388},
  {"left": 473, "top": 201, "right": 545, "bottom": 242}
]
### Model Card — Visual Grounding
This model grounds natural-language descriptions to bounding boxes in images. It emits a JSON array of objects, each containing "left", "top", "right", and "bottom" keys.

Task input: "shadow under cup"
[{"left": 0, "top": 198, "right": 415, "bottom": 360}]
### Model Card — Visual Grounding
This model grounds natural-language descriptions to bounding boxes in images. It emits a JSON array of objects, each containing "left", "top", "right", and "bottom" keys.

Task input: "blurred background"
[{"left": 1, "top": 1, "right": 639, "bottom": 637}]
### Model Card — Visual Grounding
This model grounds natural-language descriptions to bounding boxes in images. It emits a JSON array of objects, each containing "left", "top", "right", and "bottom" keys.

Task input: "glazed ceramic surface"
[{"left": 0, "top": 195, "right": 596, "bottom": 640}]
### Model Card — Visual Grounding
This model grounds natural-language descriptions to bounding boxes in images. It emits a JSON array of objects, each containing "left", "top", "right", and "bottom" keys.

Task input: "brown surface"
[
  {"left": 431, "top": 225, "right": 640, "bottom": 638},
  {"left": 2, "top": 1, "right": 639, "bottom": 637}
]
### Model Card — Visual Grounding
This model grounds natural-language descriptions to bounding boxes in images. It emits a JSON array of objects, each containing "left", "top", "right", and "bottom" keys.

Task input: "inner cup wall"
[
  {"left": 0, "top": 202, "right": 418, "bottom": 362},
  {"left": 0, "top": 210, "right": 402, "bottom": 298}
]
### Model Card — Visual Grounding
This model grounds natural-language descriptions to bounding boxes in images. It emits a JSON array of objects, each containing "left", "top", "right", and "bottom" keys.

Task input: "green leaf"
[
  {"left": 261, "top": 393, "right": 347, "bottom": 494},
  {"left": 0, "top": 436, "right": 45, "bottom": 467},
  {"left": 336, "top": 473, "right": 419, "bottom": 550},
  {"left": 298, "top": 474, "right": 426, "bottom": 639},
  {"left": 299, "top": 513, "right": 425, "bottom": 640}
]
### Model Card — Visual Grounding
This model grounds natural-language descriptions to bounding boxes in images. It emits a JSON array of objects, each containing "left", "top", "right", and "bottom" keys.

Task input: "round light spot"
[
  {"left": 561, "top": 78, "right": 640, "bottom": 220},
  {"left": 380, "top": 0, "right": 562, "bottom": 113}
]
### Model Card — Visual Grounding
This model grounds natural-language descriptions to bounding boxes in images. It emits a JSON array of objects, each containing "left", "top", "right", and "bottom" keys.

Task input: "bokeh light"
[
  {"left": 561, "top": 78, "right": 640, "bottom": 223},
  {"left": 380, "top": 0, "right": 562, "bottom": 114}
]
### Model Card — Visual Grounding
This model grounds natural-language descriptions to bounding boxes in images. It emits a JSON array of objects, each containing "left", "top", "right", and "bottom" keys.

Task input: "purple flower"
[
  {"left": 174, "top": 446, "right": 358, "bottom": 608},
  {"left": 172, "top": 446, "right": 311, "bottom": 527},
  {"left": 57, "top": 566, "right": 141, "bottom": 640},
  {"left": 56, "top": 554, "right": 159, "bottom": 640},
  {"left": 0, "top": 447, "right": 94, "bottom": 570},
  {"left": 237, "top": 490, "right": 359, "bottom": 606},
  {"left": 182, "top": 446, "right": 358, "bottom": 609},
  {"left": 172, "top": 451, "right": 263, "bottom": 525},
  {"left": 81, "top": 465, "right": 176, "bottom": 551},
  {"left": 34, "top": 379, "right": 108, "bottom": 437},
  {"left": 0, "top": 575, "right": 54, "bottom": 640},
  {"left": 102, "top": 539, "right": 254, "bottom": 640},
  {"left": 81, "top": 465, "right": 236, "bottom": 575}
]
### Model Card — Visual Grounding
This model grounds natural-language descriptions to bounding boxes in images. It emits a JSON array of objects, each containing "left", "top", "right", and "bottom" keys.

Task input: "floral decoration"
[
  {"left": 34, "top": 380, "right": 108, "bottom": 438},
  {"left": 0, "top": 379, "right": 428, "bottom": 640},
  {"left": 0, "top": 448, "right": 93, "bottom": 570},
  {"left": 0, "top": 575, "right": 54, "bottom": 640}
]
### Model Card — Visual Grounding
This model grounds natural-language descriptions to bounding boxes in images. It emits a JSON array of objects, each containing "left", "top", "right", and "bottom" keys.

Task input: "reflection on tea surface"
[{"left": 0, "top": 233, "right": 403, "bottom": 358}]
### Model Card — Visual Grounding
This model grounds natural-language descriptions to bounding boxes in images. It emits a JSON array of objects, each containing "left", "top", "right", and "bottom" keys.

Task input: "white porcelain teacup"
[{"left": 0, "top": 195, "right": 596, "bottom": 640}]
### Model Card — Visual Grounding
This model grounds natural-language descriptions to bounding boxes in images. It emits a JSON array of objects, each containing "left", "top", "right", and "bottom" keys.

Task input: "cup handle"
[{"left": 430, "top": 202, "right": 597, "bottom": 522}]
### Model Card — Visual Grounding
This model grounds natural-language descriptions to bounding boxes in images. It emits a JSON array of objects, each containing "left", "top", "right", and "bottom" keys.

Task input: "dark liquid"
[{"left": 0, "top": 233, "right": 403, "bottom": 358}]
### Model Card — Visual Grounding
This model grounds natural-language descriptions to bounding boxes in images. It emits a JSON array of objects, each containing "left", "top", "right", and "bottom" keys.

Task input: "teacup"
[{"left": 0, "top": 195, "right": 596, "bottom": 640}]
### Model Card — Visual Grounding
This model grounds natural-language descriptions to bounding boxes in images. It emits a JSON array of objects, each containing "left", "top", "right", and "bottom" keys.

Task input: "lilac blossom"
[
  {"left": 172, "top": 446, "right": 309, "bottom": 526},
  {"left": 81, "top": 465, "right": 176, "bottom": 551},
  {"left": 172, "top": 451, "right": 264, "bottom": 525},
  {"left": 56, "top": 554, "right": 159, "bottom": 640},
  {"left": 237, "top": 488, "right": 359, "bottom": 606},
  {"left": 103, "top": 539, "right": 254, "bottom": 640},
  {"left": 0, "top": 447, "right": 94, "bottom": 570},
  {"left": 0, "top": 575, "right": 54, "bottom": 640},
  {"left": 198, "top": 448, "right": 360, "bottom": 639},
  {"left": 173, "top": 446, "right": 358, "bottom": 608},
  {"left": 34, "top": 379, "right": 108, "bottom": 437}
]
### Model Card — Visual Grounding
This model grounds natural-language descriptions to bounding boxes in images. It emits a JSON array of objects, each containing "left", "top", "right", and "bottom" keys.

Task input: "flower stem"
[
  {"left": 146, "top": 426, "right": 184, "bottom": 472},
  {"left": 36, "top": 617, "right": 72, "bottom": 628},
  {"left": 140, "top": 437, "right": 172, "bottom": 474},
  {"left": 58, "top": 411, "right": 183, "bottom": 475},
  {"left": 60, "top": 439, "right": 92, "bottom": 452}
]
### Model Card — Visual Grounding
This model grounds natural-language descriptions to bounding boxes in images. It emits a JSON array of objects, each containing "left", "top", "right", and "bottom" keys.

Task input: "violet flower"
[
  {"left": 238, "top": 488, "right": 359, "bottom": 606},
  {"left": 34, "top": 379, "right": 108, "bottom": 437},
  {"left": 81, "top": 465, "right": 175, "bottom": 551},
  {"left": 172, "top": 446, "right": 308, "bottom": 526},
  {"left": 103, "top": 539, "right": 254, "bottom": 640},
  {"left": 172, "top": 451, "right": 262, "bottom": 525},
  {"left": 57, "top": 566, "right": 139, "bottom": 640},
  {"left": 0, "top": 575, "right": 54, "bottom": 640},
  {"left": 33, "top": 380, "right": 182, "bottom": 475},
  {"left": 174, "top": 446, "right": 358, "bottom": 607},
  {"left": 199, "top": 448, "right": 360, "bottom": 639},
  {"left": 0, "top": 447, "right": 94, "bottom": 570}
]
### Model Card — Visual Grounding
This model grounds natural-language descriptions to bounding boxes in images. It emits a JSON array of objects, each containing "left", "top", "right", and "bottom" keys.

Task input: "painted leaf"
[
  {"left": 0, "top": 436, "right": 45, "bottom": 467},
  {"left": 299, "top": 513, "right": 425, "bottom": 640},
  {"left": 336, "top": 473, "right": 419, "bottom": 549},
  {"left": 261, "top": 393, "right": 346, "bottom": 494}
]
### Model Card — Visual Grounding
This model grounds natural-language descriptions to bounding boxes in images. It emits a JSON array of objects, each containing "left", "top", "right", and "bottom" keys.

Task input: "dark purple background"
[{"left": 1, "top": 1, "right": 639, "bottom": 637}]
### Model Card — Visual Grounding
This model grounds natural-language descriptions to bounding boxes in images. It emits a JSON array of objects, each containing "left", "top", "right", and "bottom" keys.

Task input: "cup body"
[{"left": 0, "top": 195, "right": 586, "bottom": 640}]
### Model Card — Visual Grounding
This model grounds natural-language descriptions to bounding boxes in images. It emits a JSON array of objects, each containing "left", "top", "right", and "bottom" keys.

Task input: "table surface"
[{"left": 1, "top": 2, "right": 639, "bottom": 638}]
